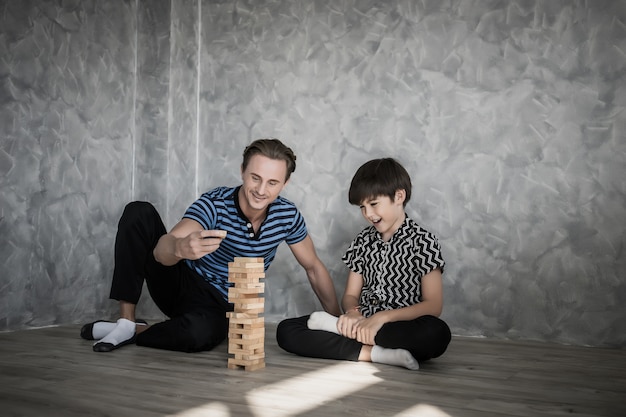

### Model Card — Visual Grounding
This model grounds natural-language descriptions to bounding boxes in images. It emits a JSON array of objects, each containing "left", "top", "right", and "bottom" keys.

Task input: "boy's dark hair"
[
  {"left": 348, "top": 158, "right": 412, "bottom": 207},
  {"left": 242, "top": 138, "right": 297, "bottom": 181}
]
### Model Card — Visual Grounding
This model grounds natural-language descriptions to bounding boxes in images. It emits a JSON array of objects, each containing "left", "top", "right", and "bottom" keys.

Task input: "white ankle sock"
[
  {"left": 370, "top": 345, "right": 419, "bottom": 370},
  {"left": 95, "top": 318, "right": 136, "bottom": 347},
  {"left": 92, "top": 320, "right": 146, "bottom": 340},
  {"left": 91, "top": 321, "right": 117, "bottom": 340},
  {"left": 307, "top": 311, "right": 340, "bottom": 334}
]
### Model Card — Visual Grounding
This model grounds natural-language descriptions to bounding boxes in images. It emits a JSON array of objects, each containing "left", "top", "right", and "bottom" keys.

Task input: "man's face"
[{"left": 240, "top": 154, "right": 289, "bottom": 213}]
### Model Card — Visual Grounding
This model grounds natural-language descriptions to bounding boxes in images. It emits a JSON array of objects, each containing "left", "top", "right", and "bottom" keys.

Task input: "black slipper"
[
  {"left": 93, "top": 334, "right": 138, "bottom": 352},
  {"left": 80, "top": 319, "right": 148, "bottom": 340},
  {"left": 80, "top": 320, "right": 106, "bottom": 340}
]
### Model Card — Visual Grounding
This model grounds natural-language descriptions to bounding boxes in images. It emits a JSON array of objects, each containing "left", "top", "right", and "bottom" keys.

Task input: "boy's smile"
[{"left": 359, "top": 191, "right": 406, "bottom": 242}]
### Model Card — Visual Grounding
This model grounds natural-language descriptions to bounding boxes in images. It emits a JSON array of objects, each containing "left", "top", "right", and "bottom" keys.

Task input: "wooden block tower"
[{"left": 226, "top": 257, "right": 266, "bottom": 371}]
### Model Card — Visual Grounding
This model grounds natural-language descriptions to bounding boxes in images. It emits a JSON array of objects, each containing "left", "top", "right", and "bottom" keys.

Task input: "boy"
[{"left": 276, "top": 158, "right": 451, "bottom": 370}]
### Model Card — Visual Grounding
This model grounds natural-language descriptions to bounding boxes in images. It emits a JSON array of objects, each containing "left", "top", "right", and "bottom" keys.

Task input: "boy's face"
[
  {"left": 359, "top": 191, "right": 406, "bottom": 241},
  {"left": 240, "top": 154, "right": 289, "bottom": 214}
]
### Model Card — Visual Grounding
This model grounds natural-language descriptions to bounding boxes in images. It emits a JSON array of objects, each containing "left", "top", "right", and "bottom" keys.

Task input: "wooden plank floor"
[{"left": 0, "top": 323, "right": 624, "bottom": 417}]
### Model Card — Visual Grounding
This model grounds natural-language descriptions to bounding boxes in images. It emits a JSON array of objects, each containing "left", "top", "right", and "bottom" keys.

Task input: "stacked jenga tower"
[{"left": 226, "top": 257, "right": 266, "bottom": 371}]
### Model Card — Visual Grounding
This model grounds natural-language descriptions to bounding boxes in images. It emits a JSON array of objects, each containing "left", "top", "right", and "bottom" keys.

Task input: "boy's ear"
[{"left": 394, "top": 189, "right": 406, "bottom": 204}]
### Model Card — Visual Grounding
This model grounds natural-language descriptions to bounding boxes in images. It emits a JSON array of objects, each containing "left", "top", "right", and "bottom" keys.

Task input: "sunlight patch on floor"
[
  {"left": 167, "top": 363, "right": 446, "bottom": 417},
  {"left": 246, "top": 362, "right": 383, "bottom": 416},
  {"left": 393, "top": 403, "right": 452, "bottom": 417}
]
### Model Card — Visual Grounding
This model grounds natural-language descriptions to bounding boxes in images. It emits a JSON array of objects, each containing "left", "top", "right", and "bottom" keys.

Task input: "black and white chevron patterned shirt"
[{"left": 342, "top": 217, "right": 445, "bottom": 318}]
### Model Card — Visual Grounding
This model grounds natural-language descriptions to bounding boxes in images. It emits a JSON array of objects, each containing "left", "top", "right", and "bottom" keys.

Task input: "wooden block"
[
  {"left": 228, "top": 323, "right": 265, "bottom": 336},
  {"left": 228, "top": 260, "right": 264, "bottom": 268},
  {"left": 229, "top": 298, "right": 264, "bottom": 305},
  {"left": 228, "top": 294, "right": 265, "bottom": 304},
  {"left": 230, "top": 305, "right": 263, "bottom": 313},
  {"left": 232, "top": 306, "right": 264, "bottom": 315},
  {"left": 228, "top": 338, "right": 265, "bottom": 348},
  {"left": 229, "top": 326, "right": 264, "bottom": 335},
  {"left": 230, "top": 323, "right": 264, "bottom": 331},
  {"left": 228, "top": 277, "right": 264, "bottom": 286},
  {"left": 228, "top": 289, "right": 264, "bottom": 299},
  {"left": 229, "top": 349, "right": 264, "bottom": 358},
  {"left": 229, "top": 349, "right": 264, "bottom": 359},
  {"left": 228, "top": 275, "right": 265, "bottom": 285},
  {"left": 229, "top": 346, "right": 264, "bottom": 356},
  {"left": 228, "top": 357, "right": 265, "bottom": 371},
  {"left": 228, "top": 340, "right": 264, "bottom": 350},
  {"left": 229, "top": 322, "right": 265, "bottom": 331},
  {"left": 229, "top": 341, "right": 264, "bottom": 353},
  {"left": 235, "top": 352, "right": 265, "bottom": 361},
  {"left": 228, "top": 330, "right": 262, "bottom": 339},
  {"left": 226, "top": 312, "right": 264, "bottom": 323},
  {"left": 228, "top": 327, "right": 265, "bottom": 338},
  {"left": 226, "top": 311, "right": 263, "bottom": 321},
  {"left": 230, "top": 306, "right": 264, "bottom": 313},
  {"left": 233, "top": 300, "right": 264, "bottom": 308},
  {"left": 229, "top": 337, "right": 264, "bottom": 347},
  {"left": 229, "top": 320, "right": 264, "bottom": 328},
  {"left": 233, "top": 257, "right": 264, "bottom": 264},
  {"left": 229, "top": 272, "right": 265, "bottom": 279},
  {"left": 228, "top": 363, "right": 265, "bottom": 371},
  {"left": 228, "top": 329, "right": 265, "bottom": 339},
  {"left": 228, "top": 289, "right": 263, "bottom": 298},
  {"left": 229, "top": 265, "right": 264, "bottom": 271},
  {"left": 228, "top": 266, "right": 264, "bottom": 274},
  {"left": 230, "top": 263, "right": 264, "bottom": 269},
  {"left": 228, "top": 282, "right": 264, "bottom": 292},
  {"left": 229, "top": 353, "right": 264, "bottom": 363},
  {"left": 232, "top": 302, "right": 262, "bottom": 311}
]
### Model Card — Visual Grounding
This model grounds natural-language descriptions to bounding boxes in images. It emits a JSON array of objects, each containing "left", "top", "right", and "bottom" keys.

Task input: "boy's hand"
[
  {"left": 354, "top": 315, "right": 385, "bottom": 345},
  {"left": 337, "top": 310, "right": 363, "bottom": 339}
]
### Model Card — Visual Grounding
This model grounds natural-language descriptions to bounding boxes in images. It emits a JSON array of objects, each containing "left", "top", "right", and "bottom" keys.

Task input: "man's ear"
[{"left": 394, "top": 189, "right": 406, "bottom": 205}]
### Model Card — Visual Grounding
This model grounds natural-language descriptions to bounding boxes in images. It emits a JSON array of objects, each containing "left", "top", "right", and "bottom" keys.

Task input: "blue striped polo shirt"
[{"left": 183, "top": 186, "right": 308, "bottom": 300}]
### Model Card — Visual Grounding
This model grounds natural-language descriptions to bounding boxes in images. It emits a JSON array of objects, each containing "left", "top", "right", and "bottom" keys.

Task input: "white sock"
[
  {"left": 91, "top": 321, "right": 117, "bottom": 340},
  {"left": 95, "top": 318, "right": 136, "bottom": 346},
  {"left": 92, "top": 320, "right": 146, "bottom": 340},
  {"left": 370, "top": 345, "right": 419, "bottom": 370},
  {"left": 307, "top": 311, "right": 340, "bottom": 335}
]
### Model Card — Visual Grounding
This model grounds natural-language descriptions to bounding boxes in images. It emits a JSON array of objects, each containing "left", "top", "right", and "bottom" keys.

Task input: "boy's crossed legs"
[{"left": 307, "top": 311, "right": 419, "bottom": 370}]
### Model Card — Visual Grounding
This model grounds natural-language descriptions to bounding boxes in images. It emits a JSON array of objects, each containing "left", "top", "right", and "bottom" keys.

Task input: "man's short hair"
[
  {"left": 348, "top": 158, "right": 412, "bottom": 207},
  {"left": 242, "top": 138, "right": 297, "bottom": 181}
]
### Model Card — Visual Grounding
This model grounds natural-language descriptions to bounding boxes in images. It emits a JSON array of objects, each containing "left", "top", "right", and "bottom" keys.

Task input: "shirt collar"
[{"left": 366, "top": 216, "right": 412, "bottom": 244}]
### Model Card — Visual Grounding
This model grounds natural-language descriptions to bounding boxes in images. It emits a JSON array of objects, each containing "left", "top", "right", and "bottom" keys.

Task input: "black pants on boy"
[
  {"left": 276, "top": 314, "right": 451, "bottom": 362},
  {"left": 109, "top": 201, "right": 231, "bottom": 353}
]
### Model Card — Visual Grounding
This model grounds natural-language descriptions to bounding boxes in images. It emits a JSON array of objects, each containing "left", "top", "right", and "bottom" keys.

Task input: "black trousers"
[
  {"left": 109, "top": 201, "right": 231, "bottom": 353},
  {"left": 276, "top": 314, "right": 451, "bottom": 362}
]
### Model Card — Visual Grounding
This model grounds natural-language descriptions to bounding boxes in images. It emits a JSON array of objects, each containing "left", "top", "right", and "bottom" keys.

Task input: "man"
[{"left": 81, "top": 138, "right": 341, "bottom": 352}]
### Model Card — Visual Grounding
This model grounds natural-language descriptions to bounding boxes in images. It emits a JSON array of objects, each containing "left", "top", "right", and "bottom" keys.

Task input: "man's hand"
[
  {"left": 176, "top": 230, "right": 227, "bottom": 260},
  {"left": 337, "top": 310, "right": 363, "bottom": 339}
]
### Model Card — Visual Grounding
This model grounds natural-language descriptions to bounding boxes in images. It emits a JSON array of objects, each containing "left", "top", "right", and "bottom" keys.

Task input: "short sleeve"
[
  {"left": 183, "top": 193, "right": 218, "bottom": 230},
  {"left": 416, "top": 229, "right": 445, "bottom": 276},
  {"left": 285, "top": 209, "right": 308, "bottom": 245}
]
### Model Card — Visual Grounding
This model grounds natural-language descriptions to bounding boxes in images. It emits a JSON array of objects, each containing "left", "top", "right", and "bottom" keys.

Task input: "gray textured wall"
[{"left": 1, "top": 0, "right": 625, "bottom": 348}]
